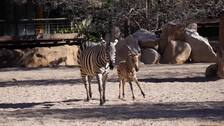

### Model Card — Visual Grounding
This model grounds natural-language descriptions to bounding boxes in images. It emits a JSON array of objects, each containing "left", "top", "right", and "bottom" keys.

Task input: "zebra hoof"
[
  {"left": 99, "top": 98, "right": 106, "bottom": 105},
  {"left": 132, "top": 97, "right": 135, "bottom": 100},
  {"left": 142, "top": 93, "right": 146, "bottom": 98},
  {"left": 84, "top": 97, "right": 90, "bottom": 102},
  {"left": 90, "top": 94, "right": 92, "bottom": 99},
  {"left": 99, "top": 101, "right": 105, "bottom": 106},
  {"left": 84, "top": 99, "right": 89, "bottom": 102}
]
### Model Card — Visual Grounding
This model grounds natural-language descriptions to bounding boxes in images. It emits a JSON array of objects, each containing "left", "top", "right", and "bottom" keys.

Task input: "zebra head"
[
  {"left": 127, "top": 46, "right": 140, "bottom": 72},
  {"left": 106, "top": 39, "right": 118, "bottom": 70}
]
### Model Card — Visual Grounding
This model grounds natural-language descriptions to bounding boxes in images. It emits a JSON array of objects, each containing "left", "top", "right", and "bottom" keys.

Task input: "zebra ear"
[
  {"left": 127, "top": 46, "right": 132, "bottom": 55},
  {"left": 127, "top": 46, "right": 132, "bottom": 52}
]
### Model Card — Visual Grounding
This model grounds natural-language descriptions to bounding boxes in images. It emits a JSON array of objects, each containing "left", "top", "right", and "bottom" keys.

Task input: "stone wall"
[{"left": 0, "top": 45, "right": 79, "bottom": 68}]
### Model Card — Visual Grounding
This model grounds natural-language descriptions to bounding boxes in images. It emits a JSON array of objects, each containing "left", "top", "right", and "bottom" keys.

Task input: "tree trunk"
[
  {"left": 145, "top": 0, "right": 150, "bottom": 20},
  {"left": 36, "top": 5, "right": 44, "bottom": 35},
  {"left": 217, "top": 16, "right": 224, "bottom": 78}
]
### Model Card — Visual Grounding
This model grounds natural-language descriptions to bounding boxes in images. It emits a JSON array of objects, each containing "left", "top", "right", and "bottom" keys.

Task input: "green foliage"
[
  {"left": 102, "top": 0, "right": 114, "bottom": 8},
  {"left": 53, "top": 16, "right": 101, "bottom": 42},
  {"left": 73, "top": 16, "right": 101, "bottom": 42},
  {"left": 43, "top": 0, "right": 224, "bottom": 37},
  {"left": 55, "top": 28, "right": 73, "bottom": 34},
  {"left": 73, "top": 16, "right": 92, "bottom": 34}
]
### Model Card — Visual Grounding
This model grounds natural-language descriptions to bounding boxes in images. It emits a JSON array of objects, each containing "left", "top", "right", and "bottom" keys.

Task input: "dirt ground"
[{"left": 0, "top": 63, "right": 224, "bottom": 126}]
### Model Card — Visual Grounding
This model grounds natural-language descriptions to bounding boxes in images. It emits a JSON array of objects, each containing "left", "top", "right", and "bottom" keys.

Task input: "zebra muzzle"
[
  {"left": 109, "top": 61, "right": 115, "bottom": 70},
  {"left": 135, "top": 65, "right": 139, "bottom": 72}
]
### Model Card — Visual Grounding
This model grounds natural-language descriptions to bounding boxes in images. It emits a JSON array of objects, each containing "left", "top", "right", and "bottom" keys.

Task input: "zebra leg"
[
  {"left": 96, "top": 73, "right": 104, "bottom": 105},
  {"left": 102, "top": 74, "right": 108, "bottom": 102},
  {"left": 88, "top": 76, "right": 94, "bottom": 99},
  {"left": 128, "top": 81, "right": 135, "bottom": 100},
  {"left": 118, "top": 79, "right": 122, "bottom": 99},
  {"left": 122, "top": 80, "right": 125, "bottom": 98},
  {"left": 134, "top": 78, "right": 145, "bottom": 98},
  {"left": 82, "top": 76, "right": 90, "bottom": 101}
]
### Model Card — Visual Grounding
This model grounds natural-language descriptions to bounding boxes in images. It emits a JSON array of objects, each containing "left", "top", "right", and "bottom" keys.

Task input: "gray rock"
[
  {"left": 205, "top": 64, "right": 218, "bottom": 78},
  {"left": 133, "top": 29, "right": 159, "bottom": 49},
  {"left": 23, "top": 45, "right": 79, "bottom": 67},
  {"left": 161, "top": 40, "right": 191, "bottom": 64},
  {"left": 140, "top": 48, "right": 160, "bottom": 64},
  {"left": 185, "top": 28, "right": 217, "bottom": 63},
  {"left": 159, "top": 21, "right": 185, "bottom": 55}
]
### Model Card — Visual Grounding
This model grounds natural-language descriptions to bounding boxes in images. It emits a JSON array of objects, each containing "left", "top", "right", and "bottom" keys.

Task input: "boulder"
[
  {"left": 116, "top": 35, "right": 140, "bottom": 64},
  {"left": 161, "top": 40, "right": 191, "bottom": 64},
  {"left": 23, "top": 50, "right": 49, "bottom": 67},
  {"left": 133, "top": 29, "right": 157, "bottom": 41},
  {"left": 187, "top": 23, "right": 198, "bottom": 32},
  {"left": 139, "top": 40, "right": 159, "bottom": 50},
  {"left": 205, "top": 63, "right": 218, "bottom": 78},
  {"left": 0, "top": 49, "right": 24, "bottom": 67},
  {"left": 140, "top": 48, "right": 160, "bottom": 64},
  {"left": 185, "top": 28, "right": 217, "bottom": 63},
  {"left": 133, "top": 29, "right": 159, "bottom": 50},
  {"left": 159, "top": 21, "right": 185, "bottom": 54},
  {"left": 23, "top": 45, "right": 79, "bottom": 67}
]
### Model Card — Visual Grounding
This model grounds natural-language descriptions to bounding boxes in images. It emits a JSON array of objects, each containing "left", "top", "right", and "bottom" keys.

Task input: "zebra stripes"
[{"left": 77, "top": 39, "right": 118, "bottom": 105}]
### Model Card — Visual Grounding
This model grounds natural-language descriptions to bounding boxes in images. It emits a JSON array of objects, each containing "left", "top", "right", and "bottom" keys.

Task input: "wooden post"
[{"left": 217, "top": 16, "right": 224, "bottom": 78}]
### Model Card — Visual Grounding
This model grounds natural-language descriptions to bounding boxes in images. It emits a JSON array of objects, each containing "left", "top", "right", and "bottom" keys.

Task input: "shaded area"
[
  {"left": 0, "top": 102, "right": 45, "bottom": 109},
  {"left": 1, "top": 101, "right": 224, "bottom": 121},
  {"left": 139, "top": 76, "right": 219, "bottom": 83},
  {"left": 0, "top": 99, "right": 83, "bottom": 109},
  {"left": 0, "top": 76, "right": 218, "bottom": 88},
  {"left": 0, "top": 79, "right": 82, "bottom": 87},
  {"left": 0, "top": 66, "right": 79, "bottom": 72}
]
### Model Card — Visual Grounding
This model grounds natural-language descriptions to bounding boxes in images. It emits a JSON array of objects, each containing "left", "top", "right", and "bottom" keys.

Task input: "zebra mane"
[{"left": 80, "top": 41, "right": 100, "bottom": 51}]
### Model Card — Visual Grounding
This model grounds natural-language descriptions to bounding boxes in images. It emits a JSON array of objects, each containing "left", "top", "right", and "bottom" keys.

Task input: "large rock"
[
  {"left": 185, "top": 28, "right": 217, "bottom": 63},
  {"left": 159, "top": 21, "right": 185, "bottom": 54},
  {"left": 116, "top": 35, "right": 140, "bottom": 64},
  {"left": 133, "top": 29, "right": 159, "bottom": 50},
  {"left": 140, "top": 48, "right": 160, "bottom": 64},
  {"left": 23, "top": 45, "right": 79, "bottom": 67},
  {"left": 205, "top": 63, "right": 218, "bottom": 78},
  {"left": 0, "top": 49, "right": 24, "bottom": 67},
  {"left": 187, "top": 23, "right": 198, "bottom": 32},
  {"left": 0, "top": 42, "right": 79, "bottom": 68},
  {"left": 161, "top": 40, "right": 191, "bottom": 64}
]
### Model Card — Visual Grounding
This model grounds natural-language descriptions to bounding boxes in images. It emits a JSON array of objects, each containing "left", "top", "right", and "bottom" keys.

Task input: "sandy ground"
[{"left": 0, "top": 63, "right": 224, "bottom": 126}]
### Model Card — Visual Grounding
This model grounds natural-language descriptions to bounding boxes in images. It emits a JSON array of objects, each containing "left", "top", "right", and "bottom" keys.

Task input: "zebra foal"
[
  {"left": 117, "top": 48, "right": 145, "bottom": 100},
  {"left": 77, "top": 39, "right": 118, "bottom": 105}
]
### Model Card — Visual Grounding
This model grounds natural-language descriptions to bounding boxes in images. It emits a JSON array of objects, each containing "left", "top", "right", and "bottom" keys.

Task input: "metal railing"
[
  {"left": 0, "top": 18, "right": 74, "bottom": 36},
  {"left": 0, "top": 18, "right": 83, "bottom": 48}
]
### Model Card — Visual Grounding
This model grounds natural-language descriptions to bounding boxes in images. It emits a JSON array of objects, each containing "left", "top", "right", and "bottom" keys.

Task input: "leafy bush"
[{"left": 38, "top": 0, "right": 224, "bottom": 38}]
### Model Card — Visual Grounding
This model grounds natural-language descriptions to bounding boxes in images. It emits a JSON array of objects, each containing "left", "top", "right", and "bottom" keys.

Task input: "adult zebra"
[{"left": 77, "top": 39, "right": 118, "bottom": 105}]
